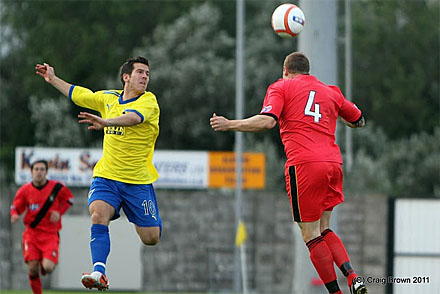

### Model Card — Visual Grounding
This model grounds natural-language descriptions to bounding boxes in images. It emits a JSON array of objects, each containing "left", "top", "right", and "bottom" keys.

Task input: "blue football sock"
[{"left": 90, "top": 224, "right": 110, "bottom": 275}]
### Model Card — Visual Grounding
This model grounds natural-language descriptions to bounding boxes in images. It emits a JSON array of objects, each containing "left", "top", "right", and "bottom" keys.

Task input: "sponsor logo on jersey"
[
  {"left": 29, "top": 203, "right": 39, "bottom": 211},
  {"left": 104, "top": 126, "right": 125, "bottom": 136}
]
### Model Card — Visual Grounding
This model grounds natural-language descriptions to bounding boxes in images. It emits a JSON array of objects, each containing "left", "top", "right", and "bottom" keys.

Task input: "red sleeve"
[
  {"left": 11, "top": 185, "right": 27, "bottom": 216},
  {"left": 339, "top": 99, "right": 362, "bottom": 123},
  {"left": 330, "top": 86, "right": 362, "bottom": 122},
  {"left": 259, "top": 80, "right": 284, "bottom": 121},
  {"left": 54, "top": 185, "right": 74, "bottom": 216}
]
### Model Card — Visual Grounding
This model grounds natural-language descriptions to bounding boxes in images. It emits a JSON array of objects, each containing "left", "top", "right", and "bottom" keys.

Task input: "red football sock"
[
  {"left": 29, "top": 274, "right": 42, "bottom": 294},
  {"left": 306, "top": 236, "right": 342, "bottom": 294},
  {"left": 322, "top": 228, "right": 358, "bottom": 286}
]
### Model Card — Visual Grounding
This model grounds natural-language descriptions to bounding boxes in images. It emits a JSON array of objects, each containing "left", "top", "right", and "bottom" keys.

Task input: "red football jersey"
[
  {"left": 11, "top": 180, "right": 74, "bottom": 233},
  {"left": 260, "top": 75, "right": 362, "bottom": 166}
]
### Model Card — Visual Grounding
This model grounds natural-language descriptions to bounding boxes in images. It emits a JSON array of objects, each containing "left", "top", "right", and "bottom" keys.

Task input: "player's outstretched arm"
[
  {"left": 78, "top": 111, "right": 142, "bottom": 130},
  {"left": 210, "top": 113, "right": 276, "bottom": 132},
  {"left": 35, "top": 63, "right": 72, "bottom": 97}
]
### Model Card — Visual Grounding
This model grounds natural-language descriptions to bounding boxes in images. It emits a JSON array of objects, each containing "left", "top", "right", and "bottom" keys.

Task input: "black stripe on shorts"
[{"left": 288, "top": 166, "right": 302, "bottom": 222}]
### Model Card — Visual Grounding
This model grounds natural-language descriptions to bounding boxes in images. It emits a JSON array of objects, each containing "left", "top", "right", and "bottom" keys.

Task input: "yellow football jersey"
[{"left": 70, "top": 85, "right": 159, "bottom": 184}]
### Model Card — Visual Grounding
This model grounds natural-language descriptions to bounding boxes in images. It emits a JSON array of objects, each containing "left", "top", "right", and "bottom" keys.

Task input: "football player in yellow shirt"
[{"left": 36, "top": 57, "right": 162, "bottom": 291}]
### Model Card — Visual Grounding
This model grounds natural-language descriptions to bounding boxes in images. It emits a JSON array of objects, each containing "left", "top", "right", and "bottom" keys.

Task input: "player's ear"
[
  {"left": 283, "top": 66, "right": 289, "bottom": 78},
  {"left": 122, "top": 73, "right": 130, "bottom": 84}
]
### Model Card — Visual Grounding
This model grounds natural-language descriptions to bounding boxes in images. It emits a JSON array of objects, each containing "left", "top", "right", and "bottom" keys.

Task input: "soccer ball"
[{"left": 271, "top": 3, "right": 305, "bottom": 38}]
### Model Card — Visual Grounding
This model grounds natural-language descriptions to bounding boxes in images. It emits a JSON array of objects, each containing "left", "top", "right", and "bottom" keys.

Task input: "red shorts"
[
  {"left": 22, "top": 229, "right": 60, "bottom": 264},
  {"left": 285, "top": 162, "right": 344, "bottom": 222}
]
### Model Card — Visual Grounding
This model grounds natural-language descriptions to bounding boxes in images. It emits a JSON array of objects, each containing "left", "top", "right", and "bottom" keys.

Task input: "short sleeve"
[
  {"left": 330, "top": 86, "right": 362, "bottom": 123},
  {"left": 124, "top": 93, "right": 159, "bottom": 124},
  {"left": 339, "top": 98, "right": 362, "bottom": 123},
  {"left": 259, "top": 81, "right": 284, "bottom": 121},
  {"left": 70, "top": 85, "right": 105, "bottom": 114}
]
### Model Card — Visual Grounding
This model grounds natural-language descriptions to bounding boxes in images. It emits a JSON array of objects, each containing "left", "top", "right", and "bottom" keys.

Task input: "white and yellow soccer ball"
[{"left": 271, "top": 3, "right": 305, "bottom": 38}]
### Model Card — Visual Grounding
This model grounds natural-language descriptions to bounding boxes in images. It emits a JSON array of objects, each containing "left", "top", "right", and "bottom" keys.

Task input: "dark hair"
[
  {"left": 31, "top": 159, "right": 48, "bottom": 171},
  {"left": 119, "top": 56, "right": 149, "bottom": 87},
  {"left": 284, "top": 52, "right": 310, "bottom": 74}
]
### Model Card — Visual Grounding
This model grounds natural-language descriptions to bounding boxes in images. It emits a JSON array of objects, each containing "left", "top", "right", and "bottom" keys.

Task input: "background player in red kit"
[
  {"left": 10, "top": 160, "right": 74, "bottom": 294},
  {"left": 210, "top": 52, "right": 367, "bottom": 294}
]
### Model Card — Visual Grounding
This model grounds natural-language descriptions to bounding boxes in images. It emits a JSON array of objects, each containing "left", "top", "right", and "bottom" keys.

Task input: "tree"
[
  {"left": 131, "top": 2, "right": 292, "bottom": 190},
  {"left": 0, "top": 0, "right": 202, "bottom": 182},
  {"left": 1, "top": 0, "right": 438, "bottom": 194},
  {"left": 382, "top": 127, "right": 440, "bottom": 197},
  {"left": 342, "top": 124, "right": 440, "bottom": 197},
  {"left": 29, "top": 96, "right": 87, "bottom": 147},
  {"left": 351, "top": 0, "right": 439, "bottom": 139},
  {"left": 135, "top": 3, "right": 236, "bottom": 151}
]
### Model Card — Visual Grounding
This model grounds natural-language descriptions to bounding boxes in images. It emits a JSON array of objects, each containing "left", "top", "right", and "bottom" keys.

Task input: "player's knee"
[
  {"left": 140, "top": 234, "right": 160, "bottom": 246},
  {"left": 89, "top": 200, "right": 113, "bottom": 225},
  {"left": 43, "top": 264, "right": 55, "bottom": 274},
  {"left": 136, "top": 226, "right": 160, "bottom": 246},
  {"left": 28, "top": 267, "right": 39, "bottom": 277},
  {"left": 299, "top": 226, "right": 320, "bottom": 243},
  {"left": 90, "top": 211, "right": 110, "bottom": 225}
]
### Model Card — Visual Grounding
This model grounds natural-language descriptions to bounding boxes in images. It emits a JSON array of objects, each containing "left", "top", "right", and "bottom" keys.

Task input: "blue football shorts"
[{"left": 88, "top": 177, "right": 162, "bottom": 233}]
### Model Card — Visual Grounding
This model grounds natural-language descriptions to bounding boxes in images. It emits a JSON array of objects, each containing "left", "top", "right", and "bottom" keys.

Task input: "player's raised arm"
[
  {"left": 35, "top": 63, "right": 72, "bottom": 97},
  {"left": 210, "top": 113, "right": 276, "bottom": 132}
]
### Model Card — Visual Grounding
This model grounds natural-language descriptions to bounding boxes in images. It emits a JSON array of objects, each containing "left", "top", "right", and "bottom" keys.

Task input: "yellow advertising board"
[{"left": 208, "top": 152, "right": 265, "bottom": 189}]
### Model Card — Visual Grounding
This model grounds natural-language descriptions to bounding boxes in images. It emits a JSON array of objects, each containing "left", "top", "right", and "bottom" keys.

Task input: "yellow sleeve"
[
  {"left": 123, "top": 93, "right": 159, "bottom": 123},
  {"left": 69, "top": 85, "right": 105, "bottom": 114}
]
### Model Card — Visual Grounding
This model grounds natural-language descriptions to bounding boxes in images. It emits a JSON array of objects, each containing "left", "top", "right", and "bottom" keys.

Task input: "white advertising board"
[
  {"left": 153, "top": 150, "right": 208, "bottom": 189},
  {"left": 15, "top": 147, "right": 208, "bottom": 189},
  {"left": 15, "top": 147, "right": 99, "bottom": 186}
]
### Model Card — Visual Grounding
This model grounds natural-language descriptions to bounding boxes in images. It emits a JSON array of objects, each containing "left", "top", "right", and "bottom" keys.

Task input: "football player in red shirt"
[
  {"left": 11, "top": 160, "right": 74, "bottom": 294},
  {"left": 210, "top": 52, "right": 367, "bottom": 294}
]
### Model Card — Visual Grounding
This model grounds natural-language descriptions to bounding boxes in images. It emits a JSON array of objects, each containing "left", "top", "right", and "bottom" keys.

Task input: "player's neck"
[
  {"left": 284, "top": 72, "right": 301, "bottom": 79},
  {"left": 122, "top": 88, "right": 144, "bottom": 101},
  {"left": 32, "top": 179, "right": 48, "bottom": 189}
]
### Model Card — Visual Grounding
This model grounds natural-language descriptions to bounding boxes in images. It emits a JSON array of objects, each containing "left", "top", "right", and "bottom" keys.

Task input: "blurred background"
[{"left": 0, "top": 0, "right": 439, "bottom": 293}]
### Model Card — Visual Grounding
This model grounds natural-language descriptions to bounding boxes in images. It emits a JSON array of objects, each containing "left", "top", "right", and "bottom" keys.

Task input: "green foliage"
[
  {"left": 382, "top": 127, "right": 440, "bottom": 197},
  {"left": 343, "top": 124, "right": 393, "bottom": 195},
  {"left": 133, "top": 1, "right": 289, "bottom": 191},
  {"left": 0, "top": 0, "right": 438, "bottom": 196},
  {"left": 351, "top": 0, "right": 439, "bottom": 139},
  {"left": 344, "top": 125, "right": 440, "bottom": 197},
  {"left": 0, "top": 0, "right": 202, "bottom": 180},
  {"left": 29, "top": 96, "right": 86, "bottom": 147},
  {"left": 136, "top": 3, "right": 236, "bottom": 150}
]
